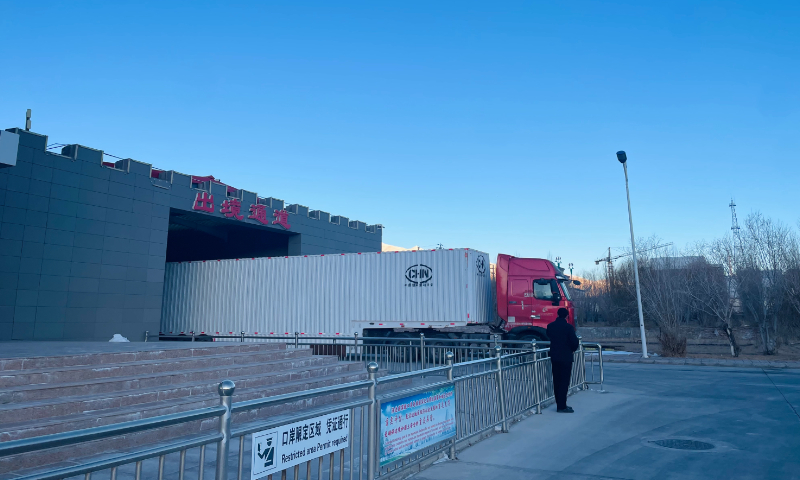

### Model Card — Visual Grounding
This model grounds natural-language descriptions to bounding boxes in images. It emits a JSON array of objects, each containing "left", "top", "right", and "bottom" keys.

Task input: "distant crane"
[{"left": 595, "top": 243, "right": 674, "bottom": 279}]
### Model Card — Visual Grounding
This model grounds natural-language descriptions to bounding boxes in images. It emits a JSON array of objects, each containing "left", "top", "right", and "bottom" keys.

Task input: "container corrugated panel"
[{"left": 161, "top": 248, "right": 493, "bottom": 335}]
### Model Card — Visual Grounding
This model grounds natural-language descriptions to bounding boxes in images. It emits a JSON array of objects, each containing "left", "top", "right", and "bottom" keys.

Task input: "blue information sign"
[{"left": 379, "top": 385, "right": 456, "bottom": 466}]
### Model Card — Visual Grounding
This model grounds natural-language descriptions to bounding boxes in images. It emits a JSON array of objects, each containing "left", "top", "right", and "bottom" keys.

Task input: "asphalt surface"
[{"left": 411, "top": 363, "right": 800, "bottom": 480}]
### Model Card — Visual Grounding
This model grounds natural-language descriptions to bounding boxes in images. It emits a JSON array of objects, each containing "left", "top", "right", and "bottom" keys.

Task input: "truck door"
[
  {"left": 506, "top": 278, "right": 530, "bottom": 325},
  {"left": 530, "top": 279, "right": 561, "bottom": 326}
]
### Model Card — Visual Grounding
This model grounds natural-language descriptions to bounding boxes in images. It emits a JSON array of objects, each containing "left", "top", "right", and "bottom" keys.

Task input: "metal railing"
[
  {"left": 4, "top": 343, "right": 601, "bottom": 480},
  {"left": 153, "top": 331, "right": 550, "bottom": 371}
]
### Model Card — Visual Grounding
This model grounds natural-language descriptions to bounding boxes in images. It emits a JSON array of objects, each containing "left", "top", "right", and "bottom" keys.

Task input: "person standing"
[{"left": 546, "top": 308, "right": 580, "bottom": 413}]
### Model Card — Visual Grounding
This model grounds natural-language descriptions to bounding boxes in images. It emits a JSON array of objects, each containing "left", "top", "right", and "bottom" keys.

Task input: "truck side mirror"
[
  {"left": 552, "top": 292, "right": 562, "bottom": 306},
  {"left": 572, "top": 280, "right": 581, "bottom": 286}
]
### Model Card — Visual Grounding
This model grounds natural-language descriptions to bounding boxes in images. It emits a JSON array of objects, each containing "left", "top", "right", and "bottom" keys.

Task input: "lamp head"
[{"left": 616, "top": 151, "right": 627, "bottom": 163}]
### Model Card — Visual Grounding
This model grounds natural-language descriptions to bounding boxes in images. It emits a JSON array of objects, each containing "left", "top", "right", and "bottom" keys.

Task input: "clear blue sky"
[{"left": 2, "top": 1, "right": 798, "bottom": 274}]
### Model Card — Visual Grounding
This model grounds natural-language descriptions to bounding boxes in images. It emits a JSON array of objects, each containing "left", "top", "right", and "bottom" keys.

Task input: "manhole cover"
[{"left": 649, "top": 439, "right": 715, "bottom": 451}]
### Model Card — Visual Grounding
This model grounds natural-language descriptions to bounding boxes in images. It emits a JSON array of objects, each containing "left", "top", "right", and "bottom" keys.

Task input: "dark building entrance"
[{"left": 166, "top": 210, "right": 295, "bottom": 262}]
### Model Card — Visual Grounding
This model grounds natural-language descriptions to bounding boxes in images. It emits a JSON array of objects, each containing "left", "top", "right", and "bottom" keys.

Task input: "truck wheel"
[
  {"left": 424, "top": 335, "right": 450, "bottom": 367},
  {"left": 516, "top": 334, "right": 546, "bottom": 350},
  {"left": 387, "top": 333, "right": 421, "bottom": 368}
]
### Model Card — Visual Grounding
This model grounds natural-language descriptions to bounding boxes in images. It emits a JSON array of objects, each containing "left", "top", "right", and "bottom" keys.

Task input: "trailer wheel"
[
  {"left": 424, "top": 334, "right": 450, "bottom": 367},
  {"left": 387, "top": 333, "right": 421, "bottom": 369}
]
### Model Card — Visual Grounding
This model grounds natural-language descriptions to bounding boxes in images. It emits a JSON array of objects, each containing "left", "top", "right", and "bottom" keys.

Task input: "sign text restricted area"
[
  {"left": 379, "top": 386, "right": 456, "bottom": 466},
  {"left": 251, "top": 410, "right": 350, "bottom": 480}
]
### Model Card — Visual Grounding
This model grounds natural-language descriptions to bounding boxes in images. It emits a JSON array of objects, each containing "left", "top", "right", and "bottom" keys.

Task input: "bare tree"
[
  {"left": 572, "top": 269, "right": 609, "bottom": 324},
  {"left": 687, "top": 238, "right": 740, "bottom": 356},
  {"left": 736, "top": 213, "right": 795, "bottom": 354},
  {"left": 783, "top": 228, "right": 800, "bottom": 337},
  {"left": 618, "top": 240, "right": 691, "bottom": 356}
]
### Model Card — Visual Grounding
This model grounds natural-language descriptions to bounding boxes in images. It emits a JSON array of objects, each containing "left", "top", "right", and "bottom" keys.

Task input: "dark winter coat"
[{"left": 546, "top": 317, "right": 580, "bottom": 363}]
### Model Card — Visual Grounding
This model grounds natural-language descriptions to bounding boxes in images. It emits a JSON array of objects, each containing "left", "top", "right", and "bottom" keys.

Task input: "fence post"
[
  {"left": 367, "top": 362, "right": 379, "bottom": 480},
  {"left": 531, "top": 341, "right": 541, "bottom": 414},
  {"left": 597, "top": 343, "right": 605, "bottom": 393},
  {"left": 295, "top": 332, "right": 300, "bottom": 348},
  {"left": 191, "top": 331, "right": 195, "bottom": 343},
  {"left": 420, "top": 333, "right": 426, "bottom": 371},
  {"left": 144, "top": 331, "right": 148, "bottom": 343},
  {"left": 353, "top": 332, "right": 359, "bottom": 362},
  {"left": 215, "top": 380, "right": 235, "bottom": 480},
  {"left": 446, "top": 352, "right": 456, "bottom": 460},
  {"left": 495, "top": 346, "right": 508, "bottom": 432},
  {"left": 240, "top": 331, "right": 245, "bottom": 343},
  {"left": 579, "top": 338, "right": 586, "bottom": 390}
]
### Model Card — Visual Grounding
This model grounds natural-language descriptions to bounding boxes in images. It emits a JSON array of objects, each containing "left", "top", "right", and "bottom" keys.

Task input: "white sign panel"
[{"left": 251, "top": 410, "right": 350, "bottom": 480}]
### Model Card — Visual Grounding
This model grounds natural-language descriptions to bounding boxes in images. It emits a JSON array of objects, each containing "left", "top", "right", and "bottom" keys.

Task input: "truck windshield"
[{"left": 559, "top": 281, "right": 572, "bottom": 300}]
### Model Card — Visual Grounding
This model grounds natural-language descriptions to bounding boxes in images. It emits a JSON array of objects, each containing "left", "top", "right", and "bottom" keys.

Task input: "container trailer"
[{"left": 160, "top": 249, "right": 578, "bottom": 342}]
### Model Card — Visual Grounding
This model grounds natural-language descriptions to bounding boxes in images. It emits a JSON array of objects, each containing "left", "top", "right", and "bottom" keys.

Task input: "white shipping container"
[{"left": 161, "top": 248, "right": 493, "bottom": 336}]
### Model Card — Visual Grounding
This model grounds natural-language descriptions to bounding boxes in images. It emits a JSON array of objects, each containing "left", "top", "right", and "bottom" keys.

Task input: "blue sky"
[{"left": 1, "top": 1, "right": 798, "bottom": 274}]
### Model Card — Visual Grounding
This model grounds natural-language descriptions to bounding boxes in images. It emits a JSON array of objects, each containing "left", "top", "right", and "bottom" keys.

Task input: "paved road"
[{"left": 411, "top": 363, "right": 800, "bottom": 480}]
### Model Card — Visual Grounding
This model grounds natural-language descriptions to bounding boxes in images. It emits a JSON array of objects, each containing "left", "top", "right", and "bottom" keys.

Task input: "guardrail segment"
[{"left": 2, "top": 341, "right": 602, "bottom": 480}]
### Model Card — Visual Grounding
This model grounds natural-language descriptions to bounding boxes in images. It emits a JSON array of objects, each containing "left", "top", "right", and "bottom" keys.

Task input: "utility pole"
[{"left": 617, "top": 151, "right": 648, "bottom": 358}]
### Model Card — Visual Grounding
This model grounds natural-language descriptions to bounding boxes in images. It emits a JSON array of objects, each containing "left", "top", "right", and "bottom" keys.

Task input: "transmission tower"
[{"left": 729, "top": 199, "right": 741, "bottom": 269}]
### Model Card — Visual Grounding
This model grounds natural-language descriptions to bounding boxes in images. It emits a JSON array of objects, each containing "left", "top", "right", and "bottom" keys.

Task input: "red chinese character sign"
[
  {"left": 272, "top": 209, "right": 291, "bottom": 229},
  {"left": 193, "top": 192, "right": 214, "bottom": 213},
  {"left": 248, "top": 204, "right": 269, "bottom": 225},
  {"left": 192, "top": 194, "right": 291, "bottom": 230},
  {"left": 220, "top": 198, "right": 244, "bottom": 220}
]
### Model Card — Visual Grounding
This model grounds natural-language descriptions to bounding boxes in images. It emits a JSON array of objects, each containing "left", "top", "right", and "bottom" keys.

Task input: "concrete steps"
[
  {"left": 0, "top": 351, "right": 333, "bottom": 404},
  {"left": 0, "top": 343, "right": 282, "bottom": 371},
  {"left": 0, "top": 345, "right": 302, "bottom": 387},
  {"left": 0, "top": 342, "right": 369, "bottom": 476}
]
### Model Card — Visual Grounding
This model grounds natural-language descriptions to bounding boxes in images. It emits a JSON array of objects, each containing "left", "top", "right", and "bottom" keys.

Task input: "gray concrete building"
[{"left": 0, "top": 127, "right": 382, "bottom": 341}]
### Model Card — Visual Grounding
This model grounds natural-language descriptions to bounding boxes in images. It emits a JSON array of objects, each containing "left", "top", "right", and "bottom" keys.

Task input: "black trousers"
[{"left": 551, "top": 360, "right": 573, "bottom": 410}]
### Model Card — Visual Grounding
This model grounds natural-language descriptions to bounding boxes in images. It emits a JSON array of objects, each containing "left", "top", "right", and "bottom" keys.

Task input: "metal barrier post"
[
  {"left": 191, "top": 331, "right": 195, "bottom": 343},
  {"left": 531, "top": 341, "right": 541, "bottom": 414},
  {"left": 295, "top": 332, "right": 300, "bottom": 348},
  {"left": 367, "top": 362, "right": 379, "bottom": 480},
  {"left": 579, "top": 339, "right": 586, "bottom": 390},
  {"left": 445, "top": 352, "right": 456, "bottom": 460},
  {"left": 353, "top": 332, "right": 359, "bottom": 362},
  {"left": 215, "top": 380, "right": 235, "bottom": 480},
  {"left": 420, "top": 333, "right": 426, "bottom": 371},
  {"left": 240, "top": 331, "right": 245, "bottom": 342},
  {"left": 144, "top": 331, "right": 148, "bottom": 343},
  {"left": 596, "top": 344, "right": 605, "bottom": 392},
  {"left": 495, "top": 346, "right": 508, "bottom": 432}
]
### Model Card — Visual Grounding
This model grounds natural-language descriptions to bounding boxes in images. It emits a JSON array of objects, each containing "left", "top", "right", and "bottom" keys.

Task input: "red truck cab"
[{"left": 495, "top": 254, "right": 579, "bottom": 341}]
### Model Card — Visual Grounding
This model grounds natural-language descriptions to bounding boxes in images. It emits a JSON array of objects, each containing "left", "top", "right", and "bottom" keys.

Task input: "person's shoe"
[{"left": 557, "top": 407, "right": 574, "bottom": 413}]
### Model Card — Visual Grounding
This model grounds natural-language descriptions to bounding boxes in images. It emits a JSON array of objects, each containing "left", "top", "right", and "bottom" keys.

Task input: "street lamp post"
[
  {"left": 568, "top": 262, "right": 574, "bottom": 277},
  {"left": 617, "top": 151, "right": 649, "bottom": 358}
]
